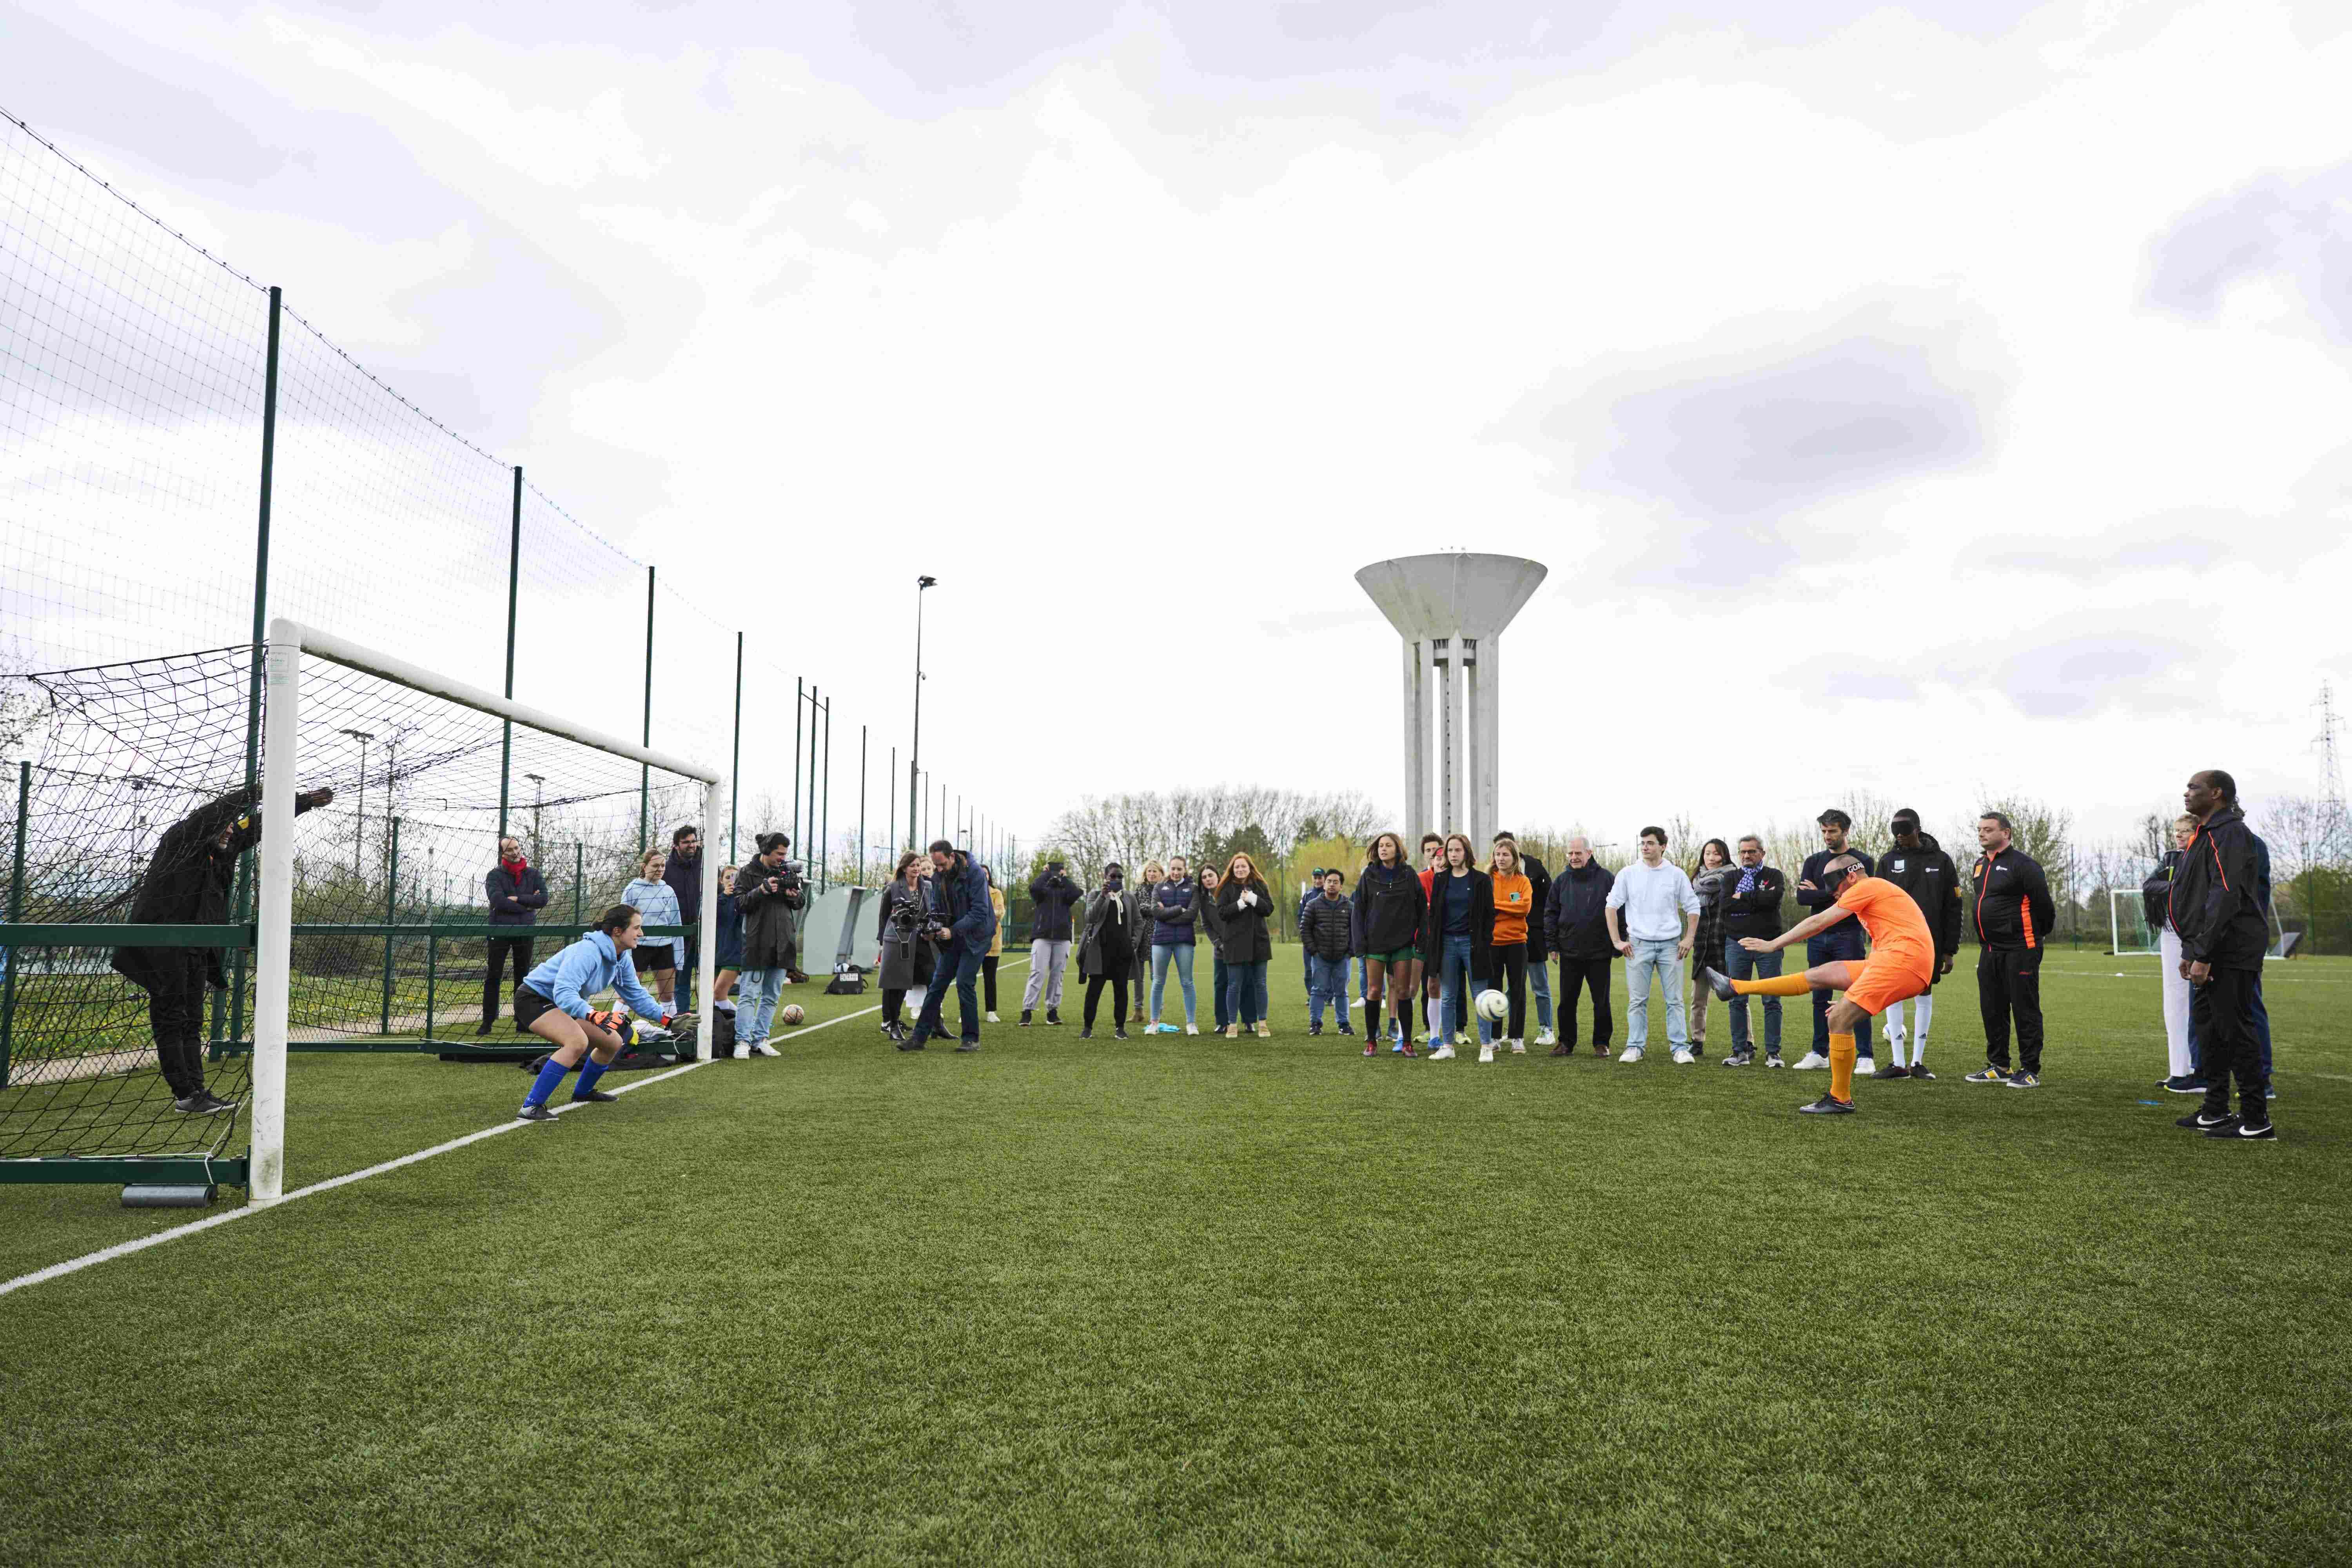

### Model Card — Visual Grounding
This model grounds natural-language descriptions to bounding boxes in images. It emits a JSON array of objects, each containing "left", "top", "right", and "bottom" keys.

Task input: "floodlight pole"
[
  {"left": 909, "top": 575, "right": 935, "bottom": 850},
  {"left": 497, "top": 464, "right": 521, "bottom": 838},
  {"left": 338, "top": 728, "right": 373, "bottom": 878},
  {"left": 729, "top": 632, "right": 743, "bottom": 863},
  {"left": 639, "top": 565, "right": 655, "bottom": 855}
]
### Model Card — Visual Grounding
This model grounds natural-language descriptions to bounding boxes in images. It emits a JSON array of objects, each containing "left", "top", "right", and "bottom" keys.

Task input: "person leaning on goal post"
[
  {"left": 1699, "top": 853, "right": 1936, "bottom": 1117},
  {"left": 511, "top": 904, "right": 694, "bottom": 1123},
  {"left": 112, "top": 782, "right": 333, "bottom": 1116}
]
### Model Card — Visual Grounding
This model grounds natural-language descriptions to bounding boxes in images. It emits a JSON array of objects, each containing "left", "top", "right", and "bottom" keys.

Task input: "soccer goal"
[
  {"left": 2109, "top": 890, "right": 2158, "bottom": 957},
  {"left": 0, "top": 621, "right": 723, "bottom": 1203}
]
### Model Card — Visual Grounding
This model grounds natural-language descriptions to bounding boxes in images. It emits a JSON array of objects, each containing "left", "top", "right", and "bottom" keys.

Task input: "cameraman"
[
  {"left": 1022, "top": 857, "right": 1083, "bottom": 1025},
  {"left": 734, "top": 832, "right": 804, "bottom": 1053},
  {"left": 907, "top": 838, "right": 997, "bottom": 1052}
]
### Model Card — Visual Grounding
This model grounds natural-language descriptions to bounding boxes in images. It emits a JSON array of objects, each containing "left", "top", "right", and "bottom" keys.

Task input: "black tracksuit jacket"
[
  {"left": 1970, "top": 846, "right": 2056, "bottom": 952},
  {"left": 2167, "top": 805, "right": 2269, "bottom": 970}
]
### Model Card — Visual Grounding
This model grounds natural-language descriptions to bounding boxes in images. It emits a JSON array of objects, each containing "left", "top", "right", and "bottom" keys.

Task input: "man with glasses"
[
  {"left": 1715, "top": 835, "right": 1788, "bottom": 1067},
  {"left": 662, "top": 824, "right": 704, "bottom": 1010}
]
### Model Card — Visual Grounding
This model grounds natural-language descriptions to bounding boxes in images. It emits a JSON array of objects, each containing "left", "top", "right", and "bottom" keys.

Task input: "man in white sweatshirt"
[{"left": 1604, "top": 826, "right": 1704, "bottom": 1063}]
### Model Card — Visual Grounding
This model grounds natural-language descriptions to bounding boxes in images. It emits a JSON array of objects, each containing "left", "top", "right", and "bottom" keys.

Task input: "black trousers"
[
  {"left": 1494, "top": 943, "right": 1528, "bottom": 1038},
  {"left": 1556, "top": 955, "right": 1614, "bottom": 1048},
  {"left": 982, "top": 955, "right": 999, "bottom": 1011},
  {"left": 1976, "top": 946, "right": 2044, "bottom": 1074},
  {"left": 483, "top": 936, "right": 535, "bottom": 1022},
  {"left": 140, "top": 952, "right": 211, "bottom": 1097},
  {"left": 882, "top": 987, "right": 906, "bottom": 1026},
  {"left": 2193, "top": 964, "right": 2266, "bottom": 1123},
  {"left": 1083, "top": 974, "right": 1129, "bottom": 1030}
]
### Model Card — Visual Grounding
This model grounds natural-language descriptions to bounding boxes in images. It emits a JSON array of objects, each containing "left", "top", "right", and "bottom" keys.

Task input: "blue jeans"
[
  {"left": 1435, "top": 933, "right": 1477, "bottom": 1042},
  {"left": 737, "top": 967, "right": 786, "bottom": 1045},
  {"left": 1526, "top": 957, "right": 1553, "bottom": 1030},
  {"left": 1624, "top": 937, "right": 1688, "bottom": 1050},
  {"left": 1225, "top": 959, "right": 1269, "bottom": 1026},
  {"left": 1722, "top": 936, "right": 1783, "bottom": 1056},
  {"left": 1806, "top": 924, "right": 1872, "bottom": 1056},
  {"left": 1151, "top": 942, "right": 1197, "bottom": 1025},
  {"left": 1308, "top": 955, "right": 1351, "bottom": 1028},
  {"left": 915, "top": 943, "right": 987, "bottom": 1042},
  {"left": 2189, "top": 975, "right": 2272, "bottom": 1083}
]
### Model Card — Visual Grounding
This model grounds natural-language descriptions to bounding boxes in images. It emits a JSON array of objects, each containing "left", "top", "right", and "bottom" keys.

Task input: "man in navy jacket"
[{"left": 908, "top": 839, "right": 998, "bottom": 1053}]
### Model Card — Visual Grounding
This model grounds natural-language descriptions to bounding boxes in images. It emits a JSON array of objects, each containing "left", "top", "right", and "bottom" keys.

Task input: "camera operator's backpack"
[{"left": 711, "top": 1005, "right": 737, "bottom": 1053}]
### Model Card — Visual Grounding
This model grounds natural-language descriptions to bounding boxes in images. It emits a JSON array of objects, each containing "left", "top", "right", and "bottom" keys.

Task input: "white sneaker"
[
  {"left": 1534, "top": 1029, "right": 1556, "bottom": 1047},
  {"left": 1185, "top": 1023, "right": 1199, "bottom": 1035},
  {"left": 731, "top": 1042, "right": 750, "bottom": 1060},
  {"left": 1619, "top": 1046, "right": 1645, "bottom": 1063},
  {"left": 1430, "top": 1043, "right": 1458, "bottom": 1060},
  {"left": 1671, "top": 1047, "right": 1696, "bottom": 1065},
  {"left": 1510, "top": 1039, "right": 1526, "bottom": 1055},
  {"left": 1792, "top": 1051, "right": 1829, "bottom": 1070},
  {"left": 986, "top": 1011, "right": 1001, "bottom": 1024},
  {"left": 1477, "top": 1043, "right": 1495, "bottom": 1063},
  {"left": 750, "top": 1041, "right": 779, "bottom": 1058}
]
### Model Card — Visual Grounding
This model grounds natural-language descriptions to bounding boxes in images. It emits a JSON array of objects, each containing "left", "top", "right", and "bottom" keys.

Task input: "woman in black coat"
[
  {"left": 112, "top": 782, "right": 332, "bottom": 1112},
  {"left": 874, "top": 853, "right": 933, "bottom": 1044},
  {"left": 1419, "top": 833, "right": 1494, "bottom": 1059},
  {"left": 1354, "top": 831, "right": 1428, "bottom": 1056},
  {"left": 1215, "top": 852, "right": 1275, "bottom": 1038},
  {"left": 1076, "top": 862, "right": 1138, "bottom": 1039}
]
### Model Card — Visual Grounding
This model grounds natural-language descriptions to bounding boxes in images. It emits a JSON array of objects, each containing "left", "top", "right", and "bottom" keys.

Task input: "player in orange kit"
[{"left": 1699, "top": 855, "right": 1935, "bottom": 1115}]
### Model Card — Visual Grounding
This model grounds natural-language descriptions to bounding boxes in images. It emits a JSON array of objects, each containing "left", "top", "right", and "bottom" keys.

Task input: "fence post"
[
  {"left": 0, "top": 761, "right": 28, "bottom": 1089},
  {"left": 819, "top": 695, "right": 831, "bottom": 893},
  {"left": 381, "top": 817, "right": 399, "bottom": 1036},
  {"left": 858, "top": 725, "right": 867, "bottom": 888},
  {"left": 223, "top": 283, "right": 285, "bottom": 1062},
  {"left": 498, "top": 465, "right": 522, "bottom": 838},
  {"left": 573, "top": 841, "right": 584, "bottom": 929},
  {"left": 792, "top": 676, "right": 804, "bottom": 858},
  {"left": 639, "top": 565, "right": 655, "bottom": 854},
  {"left": 729, "top": 632, "right": 743, "bottom": 864}
]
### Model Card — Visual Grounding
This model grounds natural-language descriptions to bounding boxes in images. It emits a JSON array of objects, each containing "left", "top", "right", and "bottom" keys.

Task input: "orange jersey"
[
  {"left": 1835, "top": 877, "right": 1934, "bottom": 975},
  {"left": 1490, "top": 871, "right": 1533, "bottom": 944}
]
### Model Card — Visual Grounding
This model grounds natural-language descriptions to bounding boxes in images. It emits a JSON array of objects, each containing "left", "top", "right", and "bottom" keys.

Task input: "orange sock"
[
  {"left": 1830, "top": 1031, "right": 1856, "bottom": 1102},
  {"left": 1734, "top": 972, "right": 1813, "bottom": 997}
]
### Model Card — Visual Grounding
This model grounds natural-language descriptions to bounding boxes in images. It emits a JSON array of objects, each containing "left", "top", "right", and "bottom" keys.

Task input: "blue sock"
[
  {"left": 523, "top": 1057, "right": 569, "bottom": 1108},
  {"left": 573, "top": 1059, "right": 610, "bottom": 1099}
]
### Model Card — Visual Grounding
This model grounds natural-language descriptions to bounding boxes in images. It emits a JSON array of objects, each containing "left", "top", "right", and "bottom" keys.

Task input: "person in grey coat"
[{"left": 874, "top": 852, "right": 933, "bottom": 1044}]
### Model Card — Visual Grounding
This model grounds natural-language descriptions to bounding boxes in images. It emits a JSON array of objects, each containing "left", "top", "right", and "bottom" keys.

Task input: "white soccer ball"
[{"left": 1475, "top": 988, "right": 1508, "bottom": 1022}]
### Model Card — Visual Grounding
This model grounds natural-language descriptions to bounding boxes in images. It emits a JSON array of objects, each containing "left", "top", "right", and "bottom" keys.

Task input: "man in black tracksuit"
[
  {"left": 1543, "top": 837, "right": 1616, "bottom": 1056},
  {"left": 1797, "top": 809, "right": 1877, "bottom": 1072},
  {"left": 2171, "top": 770, "right": 2274, "bottom": 1137},
  {"left": 1966, "top": 811, "right": 2056, "bottom": 1085},
  {"left": 1876, "top": 809, "right": 1962, "bottom": 1076}
]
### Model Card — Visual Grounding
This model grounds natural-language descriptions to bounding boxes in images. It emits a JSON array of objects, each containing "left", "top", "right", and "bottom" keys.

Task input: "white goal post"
[{"left": 252, "top": 618, "right": 726, "bottom": 1205}]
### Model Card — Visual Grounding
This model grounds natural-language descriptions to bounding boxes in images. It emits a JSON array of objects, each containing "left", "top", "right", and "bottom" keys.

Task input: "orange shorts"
[{"left": 1840, "top": 951, "right": 1934, "bottom": 1017}]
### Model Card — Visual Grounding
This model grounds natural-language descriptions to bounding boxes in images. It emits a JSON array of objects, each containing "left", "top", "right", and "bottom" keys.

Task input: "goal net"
[
  {"left": 2109, "top": 889, "right": 2158, "bottom": 956},
  {"left": 0, "top": 622, "right": 722, "bottom": 1198}
]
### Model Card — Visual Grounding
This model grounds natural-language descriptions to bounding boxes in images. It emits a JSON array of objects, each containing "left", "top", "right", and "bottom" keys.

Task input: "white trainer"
[
  {"left": 731, "top": 1042, "right": 750, "bottom": 1060},
  {"left": 1510, "top": 1039, "right": 1526, "bottom": 1055},
  {"left": 1792, "top": 1051, "right": 1830, "bottom": 1069},
  {"left": 750, "top": 1041, "right": 779, "bottom": 1058},
  {"left": 1185, "top": 1023, "right": 1199, "bottom": 1036},
  {"left": 1619, "top": 1046, "right": 1645, "bottom": 1063},
  {"left": 986, "top": 1011, "right": 1001, "bottom": 1024},
  {"left": 1534, "top": 1029, "right": 1557, "bottom": 1047},
  {"left": 1477, "top": 1043, "right": 1495, "bottom": 1063},
  {"left": 1430, "top": 1043, "right": 1458, "bottom": 1061},
  {"left": 1671, "top": 1047, "right": 1696, "bottom": 1065}
]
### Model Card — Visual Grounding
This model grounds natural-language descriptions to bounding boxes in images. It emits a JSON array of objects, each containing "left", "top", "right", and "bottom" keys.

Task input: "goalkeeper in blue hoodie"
[{"left": 511, "top": 904, "right": 693, "bottom": 1122}]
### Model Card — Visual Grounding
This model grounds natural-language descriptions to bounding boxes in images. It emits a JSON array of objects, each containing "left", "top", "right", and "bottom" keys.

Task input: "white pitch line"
[{"left": 0, "top": 956, "right": 1030, "bottom": 1302}]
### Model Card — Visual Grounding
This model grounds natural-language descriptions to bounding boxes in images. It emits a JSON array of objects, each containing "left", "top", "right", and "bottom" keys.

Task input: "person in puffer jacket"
[
  {"left": 1302, "top": 868, "right": 1356, "bottom": 1038},
  {"left": 1353, "top": 833, "right": 1428, "bottom": 1055}
]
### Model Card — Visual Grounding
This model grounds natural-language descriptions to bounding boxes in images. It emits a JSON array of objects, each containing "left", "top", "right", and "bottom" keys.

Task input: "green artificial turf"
[{"left": 2, "top": 946, "right": 2347, "bottom": 1565}]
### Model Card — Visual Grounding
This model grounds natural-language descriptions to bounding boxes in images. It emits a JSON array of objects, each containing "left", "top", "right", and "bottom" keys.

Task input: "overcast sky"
[{"left": 6, "top": 0, "right": 2349, "bottom": 858}]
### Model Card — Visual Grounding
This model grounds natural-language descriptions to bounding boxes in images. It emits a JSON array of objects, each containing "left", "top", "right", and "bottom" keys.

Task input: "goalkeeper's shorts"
[{"left": 512, "top": 983, "right": 558, "bottom": 1034}]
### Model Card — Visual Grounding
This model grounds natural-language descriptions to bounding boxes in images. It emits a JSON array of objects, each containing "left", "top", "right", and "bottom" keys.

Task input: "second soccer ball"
[{"left": 1474, "top": 989, "right": 1508, "bottom": 1022}]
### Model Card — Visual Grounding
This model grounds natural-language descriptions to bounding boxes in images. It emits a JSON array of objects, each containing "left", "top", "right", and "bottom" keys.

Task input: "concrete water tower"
[{"left": 1355, "top": 553, "right": 1548, "bottom": 846}]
